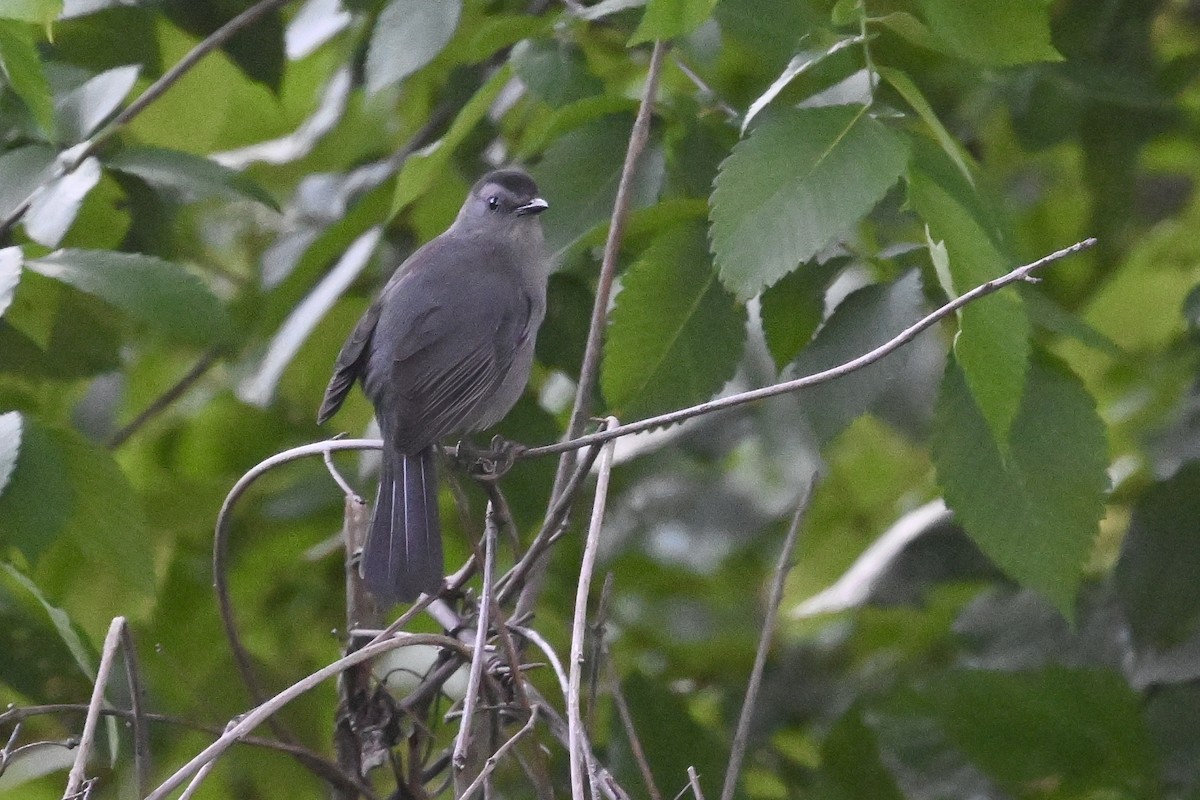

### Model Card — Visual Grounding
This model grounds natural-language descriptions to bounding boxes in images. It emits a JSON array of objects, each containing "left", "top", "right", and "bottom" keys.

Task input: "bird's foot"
[{"left": 453, "top": 435, "right": 524, "bottom": 482}]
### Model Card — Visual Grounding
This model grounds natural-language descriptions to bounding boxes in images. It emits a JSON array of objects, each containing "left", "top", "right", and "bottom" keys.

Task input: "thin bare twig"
[
  {"left": 522, "top": 237, "right": 1098, "bottom": 458},
  {"left": 720, "top": 478, "right": 816, "bottom": 800},
  {"left": 116, "top": 624, "right": 149, "bottom": 797},
  {"left": 610, "top": 672, "right": 662, "bottom": 800},
  {"left": 144, "top": 633, "right": 468, "bottom": 800},
  {"left": 551, "top": 39, "right": 670, "bottom": 497},
  {"left": 687, "top": 767, "right": 707, "bottom": 800},
  {"left": 453, "top": 503, "right": 499, "bottom": 771},
  {"left": 671, "top": 53, "right": 739, "bottom": 120},
  {"left": 108, "top": 347, "right": 220, "bottom": 448},
  {"left": 457, "top": 706, "right": 540, "bottom": 800},
  {"left": 63, "top": 617, "right": 124, "bottom": 798},
  {"left": 569, "top": 419, "right": 619, "bottom": 800}
]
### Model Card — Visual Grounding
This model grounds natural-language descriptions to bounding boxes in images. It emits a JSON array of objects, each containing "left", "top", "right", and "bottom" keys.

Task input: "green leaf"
[
  {"left": 932, "top": 353, "right": 1108, "bottom": 616},
  {"left": 365, "top": 0, "right": 462, "bottom": 94},
  {"left": 877, "top": 66, "right": 973, "bottom": 185},
  {"left": 820, "top": 708, "right": 906, "bottom": 800},
  {"left": 0, "top": 413, "right": 72, "bottom": 561},
  {"left": 0, "top": 20, "right": 54, "bottom": 135},
  {"left": 915, "top": 0, "right": 1062, "bottom": 66},
  {"left": 0, "top": 246, "right": 19, "bottom": 319},
  {"left": 54, "top": 63, "right": 139, "bottom": 142},
  {"left": 741, "top": 35, "right": 865, "bottom": 134},
  {"left": 870, "top": 12, "right": 946, "bottom": 53},
  {"left": 511, "top": 38, "right": 602, "bottom": 108},
  {"left": 0, "top": 0, "right": 60, "bottom": 26},
  {"left": 1114, "top": 463, "right": 1200, "bottom": 647},
  {"left": 390, "top": 65, "right": 511, "bottom": 217},
  {"left": 24, "top": 249, "right": 232, "bottom": 345},
  {"left": 0, "top": 143, "right": 54, "bottom": 221},
  {"left": 163, "top": 0, "right": 284, "bottom": 91},
  {"left": 759, "top": 256, "right": 844, "bottom": 370},
  {"left": 53, "top": 423, "right": 152, "bottom": 592},
  {"left": 792, "top": 271, "right": 927, "bottom": 445},
  {"left": 909, "top": 667, "right": 1156, "bottom": 795},
  {"left": 0, "top": 410, "right": 20, "bottom": 497},
  {"left": 602, "top": 221, "right": 746, "bottom": 421},
  {"left": 710, "top": 106, "right": 910, "bottom": 299},
  {"left": 531, "top": 113, "right": 664, "bottom": 256},
  {"left": 629, "top": 0, "right": 716, "bottom": 44},
  {"left": 907, "top": 140, "right": 1028, "bottom": 445},
  {"left": 24, "top": 156, "right": 101, "bottom": 247},
  {"left": 1, "top": 563, "right": 98, "bottom": 682},
  {"left": 107, "top": 145, "right": 279, "bottom": 209}
]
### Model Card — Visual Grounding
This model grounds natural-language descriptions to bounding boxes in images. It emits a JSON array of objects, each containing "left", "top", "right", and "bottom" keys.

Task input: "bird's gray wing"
[
  {"left": 318, "top": 298, "right": 381, "bottom": 424},
  {"left": 379, "top": 273, "right": 533, "bottom": 451}
]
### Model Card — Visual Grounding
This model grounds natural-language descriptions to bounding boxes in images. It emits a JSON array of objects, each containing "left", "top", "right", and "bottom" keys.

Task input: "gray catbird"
[{"left": 318, "top": 169, "right": 549, "bottom": 604}]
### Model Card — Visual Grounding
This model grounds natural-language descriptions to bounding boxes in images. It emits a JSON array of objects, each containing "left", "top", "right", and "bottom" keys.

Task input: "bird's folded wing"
[{"left": 318, "top": 299, "right": 381, "bottom": 424}]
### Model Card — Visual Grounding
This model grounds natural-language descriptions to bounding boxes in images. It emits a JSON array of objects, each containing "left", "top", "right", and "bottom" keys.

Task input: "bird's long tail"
[{"left": 362, "top": 445, "right": 442, "bottom": 604}]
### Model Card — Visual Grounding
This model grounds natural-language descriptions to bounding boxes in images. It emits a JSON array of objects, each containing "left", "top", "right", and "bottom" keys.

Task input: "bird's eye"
[{"left": 487, "top": 195, "right": 500, "bottom": 211}]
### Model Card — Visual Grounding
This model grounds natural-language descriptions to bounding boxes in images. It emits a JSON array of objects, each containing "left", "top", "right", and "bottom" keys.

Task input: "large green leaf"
[
  {"left": 915, "top": 0, "right": 1061, "bottom": 66},
  {"left": 531, "top": 113, "right": 663, "bottom": 256},
  {"left": 629, "top": 0, "right": 716, "bottom": 44},
  {"left": 792, "top": 270, "right": 927, "bottom": 445},
  {"left": 24, "top": 249, "right": 232, "bottom": 345},
  {"left": 0, "top": 413, "right": 72, "bottom": 562},
  {"left": 741, "top": 35, "right": 865, "bottom": 134},
  {"left": 1114, "top": 463, "right": 1200, "bottom": 647},
  {"left": 511, "top": 38, "right": 602, "bottom": 108},
  {"left": 602, "top": 221, "right": 746, "bottom": 421},
  {"left": 759, "top": 256, "right": 844, "bottom": 369},
  {"left": 710, "top": 105, "right": 909, "bottom": 299},
  {"left": 0, "top": 19, "right": 54, "bottom": 135},
  {"left": 932, "top": 353, "right": 1107, "bottom": 616},
  {"left": 106, "top": 145, "right": 278, "bottom": 209},
  {"left": 908, "top": 140, "right": 1029, "bottom": 445},
  {"left": 908, "top": 667, "right": 1156, "bottom": 795},
  {"left": 365, "top": 0, "right": 462, "bottom": 94}
]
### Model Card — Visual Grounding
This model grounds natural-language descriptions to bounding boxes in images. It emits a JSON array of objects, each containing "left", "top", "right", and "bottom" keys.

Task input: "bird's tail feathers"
[{"left": 362, "top": 446, "right": 442, "bottom": 604}]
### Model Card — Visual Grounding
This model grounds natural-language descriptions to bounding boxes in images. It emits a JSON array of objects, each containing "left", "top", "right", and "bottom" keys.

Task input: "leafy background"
[{"left": 1, "top": 0, "right": 1199, "bottom": 797}]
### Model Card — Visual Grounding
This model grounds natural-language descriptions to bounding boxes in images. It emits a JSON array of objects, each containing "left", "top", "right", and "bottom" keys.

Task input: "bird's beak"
[{"left": 515, "top": 197, "right": 549, "bottom": 216}]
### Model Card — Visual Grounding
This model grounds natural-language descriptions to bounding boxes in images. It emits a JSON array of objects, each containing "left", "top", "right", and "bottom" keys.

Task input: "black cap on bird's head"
[{"left": 455, "top": 168, "right": 549, "bottom": 230}]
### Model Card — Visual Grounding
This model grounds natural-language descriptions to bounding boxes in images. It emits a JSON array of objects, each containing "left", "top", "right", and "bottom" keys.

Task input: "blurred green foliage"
[{"left": 1, "top": 0, "right": 1199, "bottom": 797}]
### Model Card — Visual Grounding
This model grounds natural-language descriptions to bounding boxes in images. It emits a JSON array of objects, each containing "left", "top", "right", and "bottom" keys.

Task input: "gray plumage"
[{"left": 318, "top": 169, "right": 549, "bottom": 604}]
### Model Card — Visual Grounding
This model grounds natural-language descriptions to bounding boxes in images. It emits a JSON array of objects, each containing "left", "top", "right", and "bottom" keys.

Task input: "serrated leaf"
[
  {"left": 25, "top": 249, "right": 231, "bottom": 345},
  {"left": 107, "top": 145, "right": 278, "bottom": 209},
  {"left": 0, "top": 246, "right": 20, "bottom": 318},
  {"left": 0, "top": 20, "right": 55, "bottom": 135},
  {"left": 932, "top": 353, "right": 1108, "bottom": 616},
  {"left": 0, "top": 413, "right": 72, "bottom": 560},
  {"left": 792, "top": 270, "right": 926, "bottom": 444},
  {"left": 915, "top": 0, "right": 1061, "bottom": 66},
  {"left": 908, "top": 141, "right": 1029, "bottom": 445},
  {"left": 741, "top": 35, "right": 865, "bottom": 134},
  {"left": 0, "top": 410, "right": 20, "bottom": 496},
  {"left": 710, "top": 105, "right": 910, "bottom": 299},
  {"left": 0, "top": 0, "right": 61, "bottom": 26},
  {"left": 629, "top": 0, "right": 715, "bottom": 44},
  {"left": 910, "top": 667, "right": 1155, "bottom": 794},
  {"left": 24, "top": 155, "right": 101, "bottom": 247},
  {"left": 1114, "top": 463, "right": 1200, "bottom": 647},
  {"left": 390, "top": 64, "right": 511, "bottom": 217},
  {"left": 759, "top": 256, "right": 845, "bottom": 369},
  {"left": 54, "top": 63, "right": 139, "bottom": 142},
  {"left": 365, "top": 0, "right": 461, "bottom": 94},
  {"left": 877, "top": 66, "right": 972, "bottom": 184},
  {"left": 602, "top": 222, "right": 746, "bottom": 420}
]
